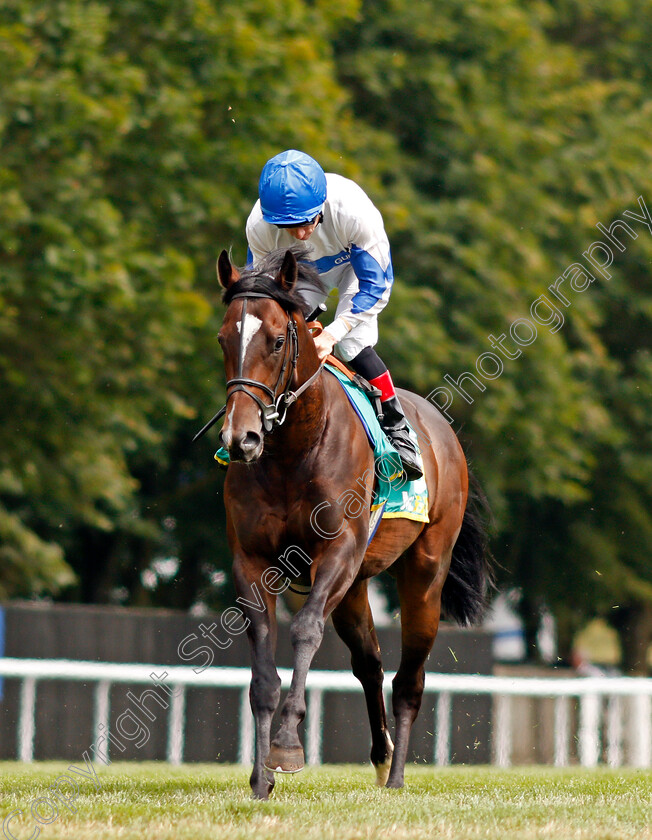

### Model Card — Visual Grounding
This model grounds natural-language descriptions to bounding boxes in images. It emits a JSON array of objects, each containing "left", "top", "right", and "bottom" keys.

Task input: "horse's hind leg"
[
  {"left": 386, "top": 534, "right": 452, "bottom": 789},
  {"left": 332, "top": 580, "right": 394, "bottom": 785}
]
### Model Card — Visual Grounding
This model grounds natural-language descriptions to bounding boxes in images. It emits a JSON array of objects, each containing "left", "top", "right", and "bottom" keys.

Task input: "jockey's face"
[{"left": 277, "top": 214, "right": 321, "bottom": 241}]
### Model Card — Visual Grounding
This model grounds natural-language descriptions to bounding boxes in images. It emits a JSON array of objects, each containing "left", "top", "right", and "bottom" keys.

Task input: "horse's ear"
[
  {"left": 277, "top": 249, "right": 298, "bottom": 292},
  {"left": 217, "top": 250, "right": 239, "bottom": 289}
]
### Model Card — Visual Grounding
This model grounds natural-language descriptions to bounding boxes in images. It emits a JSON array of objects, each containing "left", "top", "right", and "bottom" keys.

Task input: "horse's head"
[{"left": 217, "top": 247, "right": 319, "bottom": 463}]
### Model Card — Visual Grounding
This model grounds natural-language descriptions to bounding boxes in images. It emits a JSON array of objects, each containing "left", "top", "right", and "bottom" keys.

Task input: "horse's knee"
[
  {"left": 251, "top": 670, "right": 281, "bottom": 713},
  {"left": 290, "top": 611, "right": 324, "bottom": 651}
]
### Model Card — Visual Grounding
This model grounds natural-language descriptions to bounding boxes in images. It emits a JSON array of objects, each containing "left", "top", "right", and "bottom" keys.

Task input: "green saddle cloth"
[{"left": 214, "top": 363, "right": 428, "bottom": 523}]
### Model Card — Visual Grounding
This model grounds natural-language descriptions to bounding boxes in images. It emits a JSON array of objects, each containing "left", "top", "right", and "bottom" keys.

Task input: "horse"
[{"left": 214, "top": 245, "right": 492, "bottom": 800}]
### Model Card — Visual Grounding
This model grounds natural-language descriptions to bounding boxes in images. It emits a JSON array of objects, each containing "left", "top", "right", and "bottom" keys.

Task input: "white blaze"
[{"left": 236, "top": 314, "right": 263, "bottom": 361}]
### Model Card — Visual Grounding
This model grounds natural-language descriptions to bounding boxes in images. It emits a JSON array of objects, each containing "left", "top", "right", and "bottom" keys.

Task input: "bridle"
[
  {"left": 193, "top": 290, "right": 322, "bottom": 442},
  {"left": 227, "top": 291, "right": 312, "bottom": 432}
]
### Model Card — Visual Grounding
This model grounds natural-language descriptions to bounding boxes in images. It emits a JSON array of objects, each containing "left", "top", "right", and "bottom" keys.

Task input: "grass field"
[{"left": 1, "top": 763, "right": 651, "bottom": 840}]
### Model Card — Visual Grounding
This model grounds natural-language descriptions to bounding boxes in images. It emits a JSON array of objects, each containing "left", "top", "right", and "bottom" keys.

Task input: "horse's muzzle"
[{"left": 221, "top": 429, "right": 264, "bottom": 463}]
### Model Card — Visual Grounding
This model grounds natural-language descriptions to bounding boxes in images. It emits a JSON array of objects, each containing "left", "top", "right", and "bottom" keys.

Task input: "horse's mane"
[{"left": 222, "top": 244, "right": 325, "bottom": 316}]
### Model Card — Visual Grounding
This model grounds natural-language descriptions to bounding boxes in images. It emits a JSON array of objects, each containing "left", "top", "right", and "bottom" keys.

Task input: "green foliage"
[
  {"left": 0, "top": 0, "right": 382, "bottom": 603},
  {"left": 0, "top": 0, "right": 651, "bottom": 667},
  {"left": 334, "top": 0, "right": 652, "bottom": 662},
  {"left": 0, "top": 1, "right": 219, "bottom": 598}
]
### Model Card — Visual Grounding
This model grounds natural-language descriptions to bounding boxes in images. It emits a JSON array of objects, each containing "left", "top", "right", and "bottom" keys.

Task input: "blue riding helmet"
[{"left": 259, "top": 150, "right": 327, "bottom": 225}]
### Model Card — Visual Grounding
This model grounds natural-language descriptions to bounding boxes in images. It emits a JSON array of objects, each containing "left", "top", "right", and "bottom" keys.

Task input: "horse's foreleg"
[
  {"left": 332, "top": 580, "right": 393, "bottom": 785},
  {"left": 264, "top": 597, "right": 322, "bottom": 774},
  {"left": 233, "top": 561, "right": 281, "bottom": 800},
  {"left": 266, "top": 538, "right": 359, "bottom": 774},
  {"left": 247, "top": 613, "right": 282, "bottom": 798}
]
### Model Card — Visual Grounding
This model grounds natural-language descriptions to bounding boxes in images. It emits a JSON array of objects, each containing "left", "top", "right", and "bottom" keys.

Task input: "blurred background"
[{"left": 1, "top": 0, "right": 651, "bottom": 684}]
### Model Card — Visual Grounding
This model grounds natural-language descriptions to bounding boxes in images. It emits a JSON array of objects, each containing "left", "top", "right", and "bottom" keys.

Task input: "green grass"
[{"left": 1, "top": 763, "right": 651, "bottom": 840}]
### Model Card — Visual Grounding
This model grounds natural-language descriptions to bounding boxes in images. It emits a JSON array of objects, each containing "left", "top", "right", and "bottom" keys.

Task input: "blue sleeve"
[{"left": 349, "top": 245, "right": 394, "bottom": 313}]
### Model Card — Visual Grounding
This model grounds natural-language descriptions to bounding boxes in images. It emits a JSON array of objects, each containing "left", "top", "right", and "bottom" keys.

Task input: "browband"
[{"left": 229, "top": 291, "right": 277, "bottom": 300}]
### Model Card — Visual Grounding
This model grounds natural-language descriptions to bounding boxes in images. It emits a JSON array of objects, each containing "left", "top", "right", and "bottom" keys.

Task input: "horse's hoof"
[
  {"left": 385, "top": 777, "right": 404, "bottom": 789},
  {"left": 373, "top": 737, "right": 394, "bottom": 786},
  {"left": 250, "top": 768, "right": 275, "bottom": 800},
  {"left": 264, "top": 744, "right": 305, "bottom": 774},
  {"left": 374, "top": 757, "right": 392, "bottom": 787}
]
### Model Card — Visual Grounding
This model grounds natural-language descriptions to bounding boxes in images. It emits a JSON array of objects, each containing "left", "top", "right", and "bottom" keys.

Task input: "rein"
[{"left": 193, "top": 292, "right": 322, "bottom": 443}]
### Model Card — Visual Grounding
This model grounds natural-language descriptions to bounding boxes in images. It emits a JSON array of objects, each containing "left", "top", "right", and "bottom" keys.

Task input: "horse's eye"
[{"left": 274, "top": 336, "right": 285, "bottom": 352}]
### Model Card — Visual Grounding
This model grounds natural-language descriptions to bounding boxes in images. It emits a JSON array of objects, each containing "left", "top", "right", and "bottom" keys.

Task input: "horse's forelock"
[
  {"left": 221, "top": 245, "right": 324, "bottom": 314},
  {"left": 222, "top": 275, "right": 302, "bottom": 314}
]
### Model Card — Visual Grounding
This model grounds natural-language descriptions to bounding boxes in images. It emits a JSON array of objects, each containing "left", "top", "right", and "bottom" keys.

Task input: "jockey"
[{"left": 246, "top": 149, "right": 423, "bottom": 481}]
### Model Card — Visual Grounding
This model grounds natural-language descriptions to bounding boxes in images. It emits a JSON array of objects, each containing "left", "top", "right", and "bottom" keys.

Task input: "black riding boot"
[{"left": 379, "top": 396, "right": 423, "bottom": 482}]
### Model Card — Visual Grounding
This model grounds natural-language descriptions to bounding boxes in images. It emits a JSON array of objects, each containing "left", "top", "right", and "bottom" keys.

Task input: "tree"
[
  {"left": 0, "top": 1, "right": 213, "bottom": 598},
  {"left": 333, "top": 0, "right": 652, "bottom": 669},
  {"left": 0, "top": 0, "right": 392, "bottom": 606}
]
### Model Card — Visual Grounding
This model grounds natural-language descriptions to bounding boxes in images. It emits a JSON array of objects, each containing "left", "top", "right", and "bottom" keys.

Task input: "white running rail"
[{"left": 1, "top": 658, "right": 650, "bottom": 767}]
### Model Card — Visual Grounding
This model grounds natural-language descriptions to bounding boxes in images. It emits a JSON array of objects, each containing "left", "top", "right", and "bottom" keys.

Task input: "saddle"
[{"left": 323, "top": 355, "right": 385, "bottom": 421}]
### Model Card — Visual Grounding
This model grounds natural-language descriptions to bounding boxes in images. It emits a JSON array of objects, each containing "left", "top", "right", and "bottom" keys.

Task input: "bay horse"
[{"left": 215, "top": 245, "right": 492, "bottom": 800}]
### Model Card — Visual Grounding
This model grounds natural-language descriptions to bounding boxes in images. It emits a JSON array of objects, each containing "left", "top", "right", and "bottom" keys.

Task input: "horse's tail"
[{"left": 441, "top": 467, "right": 495, "bottom": 626}]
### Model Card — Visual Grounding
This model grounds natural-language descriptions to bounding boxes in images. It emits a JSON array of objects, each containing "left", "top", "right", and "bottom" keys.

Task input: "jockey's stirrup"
[{"left": 379, "top": 396, "right": 423, "bottom": 482}]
